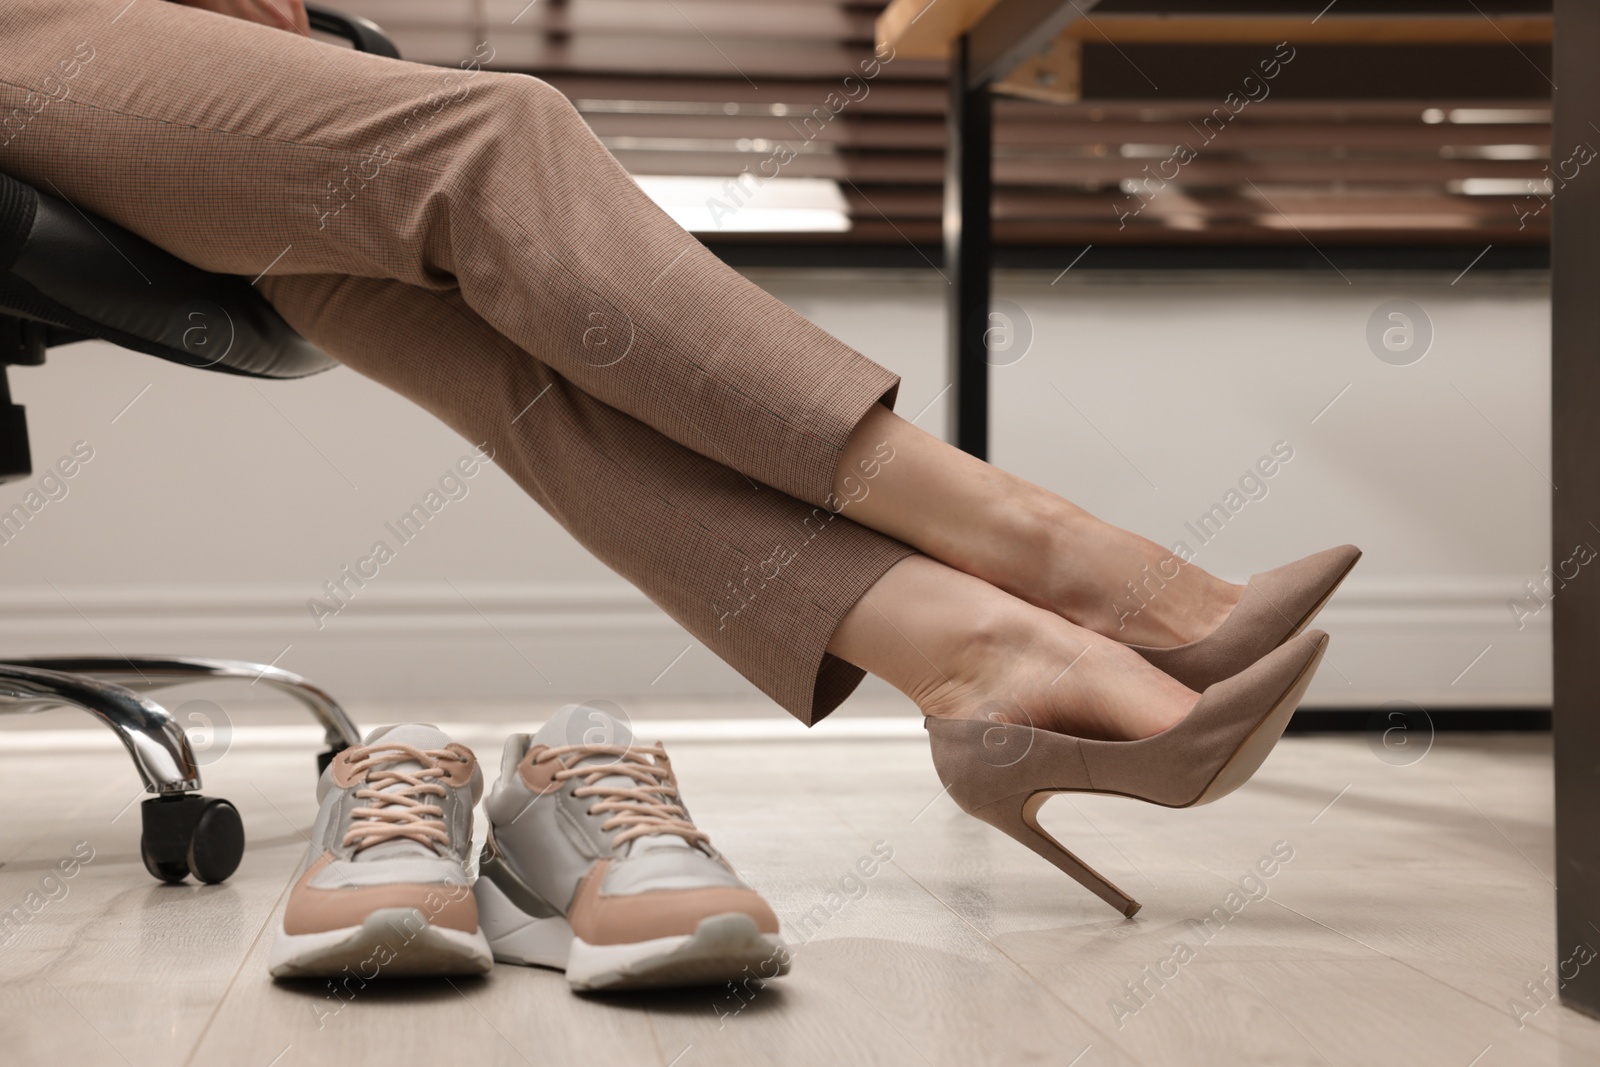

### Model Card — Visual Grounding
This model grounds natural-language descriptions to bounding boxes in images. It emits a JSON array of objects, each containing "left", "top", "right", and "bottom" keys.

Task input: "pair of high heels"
[{"left": 926, "top": 544, "right": 1361, "bottom": 916}]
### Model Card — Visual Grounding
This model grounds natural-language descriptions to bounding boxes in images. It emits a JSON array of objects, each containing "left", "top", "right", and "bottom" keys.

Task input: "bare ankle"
[
  {"left": 912, "top": 600, "right": 1032, "bottom": 720},
  {"left": 1041, "top": 520, "right": 1186, "bottom": 639}
]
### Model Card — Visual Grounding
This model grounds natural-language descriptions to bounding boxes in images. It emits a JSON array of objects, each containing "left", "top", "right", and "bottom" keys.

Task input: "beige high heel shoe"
[
  {"left": 1130, "top": 545, "right": 1358, "bottom": 690},
  {"left": 925, "top": 630, "right": 1329, "bottom": 917}
]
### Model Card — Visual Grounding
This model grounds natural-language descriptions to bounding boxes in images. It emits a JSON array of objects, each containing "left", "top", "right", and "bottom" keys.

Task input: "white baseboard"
[{"left": 0, "top": 579, "right": 1550, "bottom": 710}]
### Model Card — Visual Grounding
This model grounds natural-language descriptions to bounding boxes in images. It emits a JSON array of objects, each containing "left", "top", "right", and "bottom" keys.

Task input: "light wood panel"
[
  {"left": 877, "top": 0, "right": 1004, "bottom": 60},
  {"left": 1, "top": 725, "right": 1594, "bottom": 1065},
  {"left": 877, "top": 2, "right": 1553, "bottom": 57},
  {"left": 1063, "top": 15, "right": 1553, "bottom": 45}
]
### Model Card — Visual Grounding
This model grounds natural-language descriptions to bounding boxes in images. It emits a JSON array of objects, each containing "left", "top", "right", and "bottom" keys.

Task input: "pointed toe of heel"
[
  {"left": 1132, "top": 544, "right": 1358, "bottom": 690},
  {"left": 1183, "top": 628, "right": 1328, "bottom": 805}
]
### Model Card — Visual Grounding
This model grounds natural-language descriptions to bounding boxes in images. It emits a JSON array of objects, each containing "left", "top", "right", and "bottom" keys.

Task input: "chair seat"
[{"left": 0, "top": 170, "right": 336, "bottom": 379}]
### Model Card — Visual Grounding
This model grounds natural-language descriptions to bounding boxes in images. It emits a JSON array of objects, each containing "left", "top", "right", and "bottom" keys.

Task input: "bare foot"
[
  {"left": 1032, "top": 512, "right": 1246, "bottom": 650},
  {"left": 915, "top": 597, "right": 1200, "bottom": 742},
  {"left": 829, "top": 405, "right": 1247, "bottom": 652},
  {"left": 828, "top": 555, "right": 1201, "bottom": 742}
]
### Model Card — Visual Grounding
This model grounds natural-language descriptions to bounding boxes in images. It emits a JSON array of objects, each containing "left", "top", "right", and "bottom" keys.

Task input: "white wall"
[{"left": 0, "top": 267, "right": 1550, "bottom": 712}]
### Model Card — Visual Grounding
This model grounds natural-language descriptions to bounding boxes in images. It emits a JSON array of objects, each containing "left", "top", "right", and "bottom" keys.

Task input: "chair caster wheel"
[{"left": 140, "top": 794, "right": 245, "bottom": 884}]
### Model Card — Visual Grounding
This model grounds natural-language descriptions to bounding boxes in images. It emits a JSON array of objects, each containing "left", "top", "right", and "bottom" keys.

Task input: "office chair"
[{"left": 0, "top": 7, "right": 401, "bottom": 886}]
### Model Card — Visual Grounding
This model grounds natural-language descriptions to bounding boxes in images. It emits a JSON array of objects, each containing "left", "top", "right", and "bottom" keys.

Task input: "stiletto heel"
[
  {"left": 927, "top": 631, "right": 1329, "bottom": 914},
  {"left": 970, "top": 794, "right": 1141, "bottom": 917}
]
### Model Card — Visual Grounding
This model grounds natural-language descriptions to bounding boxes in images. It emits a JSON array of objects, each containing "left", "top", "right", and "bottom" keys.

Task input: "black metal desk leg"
[
  {"left": 1552, "top": 0, "right": 1600, "bottom": 1019},
  {"left": 945, "top": 35, "right": 993, "bottom": 460}
]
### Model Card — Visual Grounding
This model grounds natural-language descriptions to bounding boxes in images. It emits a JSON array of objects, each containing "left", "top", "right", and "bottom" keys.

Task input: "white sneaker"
[
  {"left": 268, "top": 724, "right": 493, "bottom": 979},
  {"left": 475, "top": 704, "right": 790, "bottom": 991}
]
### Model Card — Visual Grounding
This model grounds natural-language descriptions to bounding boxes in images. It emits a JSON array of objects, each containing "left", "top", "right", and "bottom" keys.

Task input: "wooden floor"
[{"left": 0, "top": 711, "right": 1591, "bottom": 1067}]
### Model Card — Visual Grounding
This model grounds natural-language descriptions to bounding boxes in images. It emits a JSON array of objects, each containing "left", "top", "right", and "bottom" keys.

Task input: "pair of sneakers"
[{"left": 267, "top": 705, "right": 790, "bottom": 991}]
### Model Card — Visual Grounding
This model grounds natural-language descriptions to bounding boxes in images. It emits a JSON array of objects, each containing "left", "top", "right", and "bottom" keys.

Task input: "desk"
[{"left": 879, "top": 0, "right": 1597, "bottom": 1018}]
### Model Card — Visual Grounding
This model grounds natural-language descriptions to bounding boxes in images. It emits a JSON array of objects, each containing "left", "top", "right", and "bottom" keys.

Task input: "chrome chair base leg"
[
  {"left": 0, "top": 663, "right": 237, "bottom": 882},
  {"left": 0, "top": 657, "right": 361, "bottom": 884},
  {"left": 7, "top": 655, "right": 363, "bottom": 771},
  {"left": 0, "top": 663, "right": 201, "bottom": 791}
]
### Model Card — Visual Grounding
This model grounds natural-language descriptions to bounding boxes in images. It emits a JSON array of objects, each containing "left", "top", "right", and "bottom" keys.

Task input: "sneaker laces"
[
  {"left": 340, "top": 742, "right": 460, "bottom": 853},
  {"left": 536, "top": 742, "right": 710, "bottom": 850}
]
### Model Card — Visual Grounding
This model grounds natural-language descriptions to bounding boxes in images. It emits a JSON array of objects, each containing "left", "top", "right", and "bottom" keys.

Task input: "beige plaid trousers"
[{"left": 0, "top": 0, "right": 918, "bottom": 722}]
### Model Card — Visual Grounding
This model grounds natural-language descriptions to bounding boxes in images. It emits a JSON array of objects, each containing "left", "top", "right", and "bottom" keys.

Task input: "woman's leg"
[
  {"left": 831, "top": 405, "right": 1245, "bottom": 649},
  {"left": 257, "top": 272, "right": 914, "bottom": 725},
  {"left": 261, "top": 274, "right": 1190, "bottom": 740}
]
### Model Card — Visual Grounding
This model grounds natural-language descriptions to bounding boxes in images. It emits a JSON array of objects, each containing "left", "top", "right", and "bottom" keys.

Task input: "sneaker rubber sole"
[
  {"left": 268, "top": 907, "right": 494, "bottom": 979},
  {"left": 474, "top": 873, "right": 790, "bottom": 991}
]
